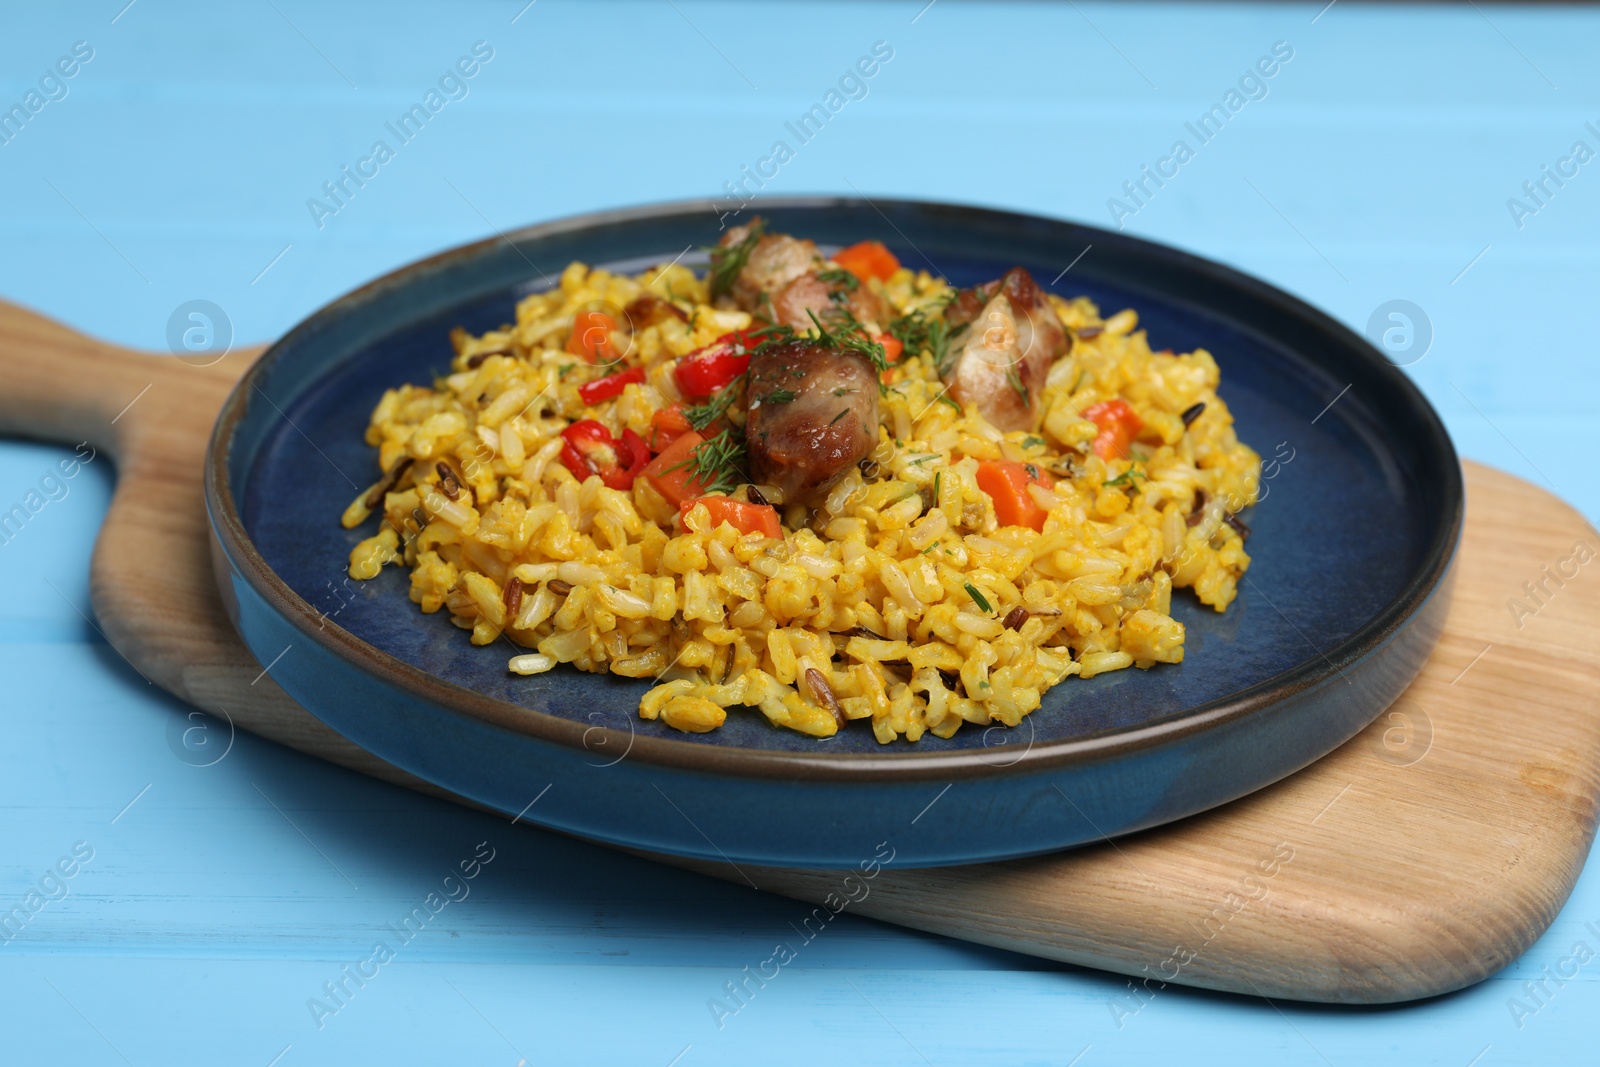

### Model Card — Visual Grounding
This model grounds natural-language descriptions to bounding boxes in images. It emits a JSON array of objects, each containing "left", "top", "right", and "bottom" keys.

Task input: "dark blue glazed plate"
[{"left": 205, "top": 198, "right": 1460, "bottom": 868}]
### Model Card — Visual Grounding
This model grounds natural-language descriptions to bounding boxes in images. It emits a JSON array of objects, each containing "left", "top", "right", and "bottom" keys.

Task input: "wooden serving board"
[{"left": 4, "top": 298, "right": 1598, "bottom": 1004}]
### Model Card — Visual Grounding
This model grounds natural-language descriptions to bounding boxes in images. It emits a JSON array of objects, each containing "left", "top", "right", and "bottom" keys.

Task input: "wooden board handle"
[
  {"left": 0, "top": 297, "right": 269, "bottom": 699},
  {"left": 0, "top": 299, "right": 175, "bottom": 455}
]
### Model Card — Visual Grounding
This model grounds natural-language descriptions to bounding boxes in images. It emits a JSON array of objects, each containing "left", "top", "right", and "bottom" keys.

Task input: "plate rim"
[{"left": 205, "top": 194, "right": 1464, "bottom": 783}]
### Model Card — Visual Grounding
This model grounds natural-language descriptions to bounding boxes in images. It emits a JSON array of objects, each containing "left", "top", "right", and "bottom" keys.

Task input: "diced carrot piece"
[
  {"left": 874, "top": 333, "right": 904, "bottom": 364},
  {"left": 976, "top": 460, "right": 1055, "bottom": 531},
  {"left": 566, "top": 309, "right": 617, "bottom": 363},
  {"left": 833, "top": 240, "right": 900, "bottom": 282},
  {"left": 642, "top": 430, "right": 712, "bottom": 506},
  {"left": 679, "top": 496, "right": 782, "bottom": 538},
  {"left": 650, "top": 403, "right": 693, "bottom": 451},
  {"left": 1082, "top": 399, "right": 1144, "bottom": 460}
]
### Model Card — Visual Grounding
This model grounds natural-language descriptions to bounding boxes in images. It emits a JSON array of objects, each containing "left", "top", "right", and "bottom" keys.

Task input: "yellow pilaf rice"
[{"left": 342, "top": 255, "right": 1260, "bottom": 743}]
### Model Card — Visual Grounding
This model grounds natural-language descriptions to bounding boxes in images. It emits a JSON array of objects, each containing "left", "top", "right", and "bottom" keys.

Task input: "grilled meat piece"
[
  {"left": 941, "top": 267, "right": 1069, "bottom": 432},
  {"left": 769, "top": 270, "right": 891, "bottom": 332},
  {"left": 744, "top": 337, "right": 880, "bottom": 506},
  {"left": 719, "top": 222, "right": 820, "bottom": 312},
  {"left": 717, "top": 219, "right": 890, "bottom": 330}
]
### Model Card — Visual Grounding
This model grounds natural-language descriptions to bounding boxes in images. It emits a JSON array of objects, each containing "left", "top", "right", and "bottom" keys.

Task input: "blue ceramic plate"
[{"left": 206, "top": 198, "right": 1461, "bottom": 868}]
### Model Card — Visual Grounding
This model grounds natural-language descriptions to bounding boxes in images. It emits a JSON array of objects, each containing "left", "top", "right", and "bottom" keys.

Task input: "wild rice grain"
[
  {"left": 1224, "top": 513, "right": 1252, "bottom": 540},
  {"left": 503, "top": 576, "right": 523, "bottom": 619},
  {"left": 1003, "top": 606, "right": 1029, "bottom": 631},
  {"left": 364, "top": 457, "right": 414, "bottom": 509},
  {"left": 805, "top": 667, "right": 847, "bottom": 729},
  {"left": 547, "top": 579, "right": 573, "bottom": 596},
  {"left": 465, "top": 346, "right": 512, "bottom": 369},
  {"left": 1181, "top": 402, "right": 1206, "bottom": 427},
  {"left": 436, "top": 461, "right": 462, "bottom": 500}
]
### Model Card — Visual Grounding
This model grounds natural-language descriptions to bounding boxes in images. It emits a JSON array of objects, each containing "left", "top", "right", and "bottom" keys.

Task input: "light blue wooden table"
[{"left": 3, "top": 2, "right": 1597, "bottom": 1063}]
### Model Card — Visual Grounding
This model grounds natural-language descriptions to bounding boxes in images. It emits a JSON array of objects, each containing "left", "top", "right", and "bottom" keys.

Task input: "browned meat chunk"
[
  {"left": 718, "top": 223, "right": 820, "bottom": 311},
  {"left": 941, "top": 267, "right": 1070, "bottom": 432},
  {"left": 744, "top": 338, "right": 880, "bottom": 506},
  {"left": 770, "top": 271, "right": 891, "bottom": 332},
  {"left": 716, "top": 219, "right": 890, "bottom": 330}
]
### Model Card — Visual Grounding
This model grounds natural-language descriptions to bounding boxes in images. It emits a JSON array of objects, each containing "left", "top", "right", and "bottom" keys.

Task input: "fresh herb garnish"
[
  {"left": 933, "top": 471, "right": 941, "bottom": 499},
  {"left": 832, "top": 387, "right": 857, "bottom": 397},
  {"left": 1005, "top": 365, "right": 1030, "bottom": 405},
  {"left": 1022, "top": 435, "right": 1045, "bottom": 449},
  {"left": 1024, "top": 463, "right": 1040, "bottom": 480},
  {"left": 921, "top": 541, "right": 940, "bottom": 555},
  {"left": 829, "top": 408, "right": 850, "bottom": 425},
  {"left": 765, "top": 388, "right": 797, "bottom": 405},
  {"left": 935, "top": 392, "right": 960, "bottom": 412},
  {"left": 964, "top": 582, "right": 993, "bottom": 614},
  {"left": 804, "top": 308, "right": 890, "bottom": 374},
  {"left": 887, "top": 309, "right": 953, "bottom": 376},
  {"left": 817, "top": 267, "right": 859, "bottom": 303},
  {"left": 1103, "top": 465, "right": 1148, "bottom": 488},
  {"left": 747, "top": 323, "right": 797, "bottom": 357},
  {"left": 558, "top": 363, "right": 577, "bottom": 379},
  {"left": 684, "top": 380, "right": 744, "bottom": 431},
  {"left": 706, "top": 218, "right": 765, "bottom": 300},
  {"left": 668, "top": 428, "right": 746, "bottom": 495}
]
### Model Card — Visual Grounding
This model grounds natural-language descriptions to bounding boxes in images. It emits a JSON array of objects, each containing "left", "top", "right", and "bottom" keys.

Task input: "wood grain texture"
[{"left": 2, "top": 297, "right": 1596, "bottom": 1004}]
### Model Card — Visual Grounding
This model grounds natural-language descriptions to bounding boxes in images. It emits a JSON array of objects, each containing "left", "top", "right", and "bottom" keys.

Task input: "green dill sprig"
[
  {"left": 684, "top": 380, "right": 745, "bottom": 432},
  {"left": 804, "top": 308, "right": 889, "bottom": 374},
  {"left": 887, "top": 309, "right": 953, "bottom": 376},
  {"left": 668, "top": 428, "right": 747, "bottom": 496},
  {"left": 816, "top": 267, "right": 859, "bottom": 304},
  {"left": 964, "top": 582, "right": 993, "bottom": 614},
  {"left": 705, "top": 218, "right": 765, "bottom": 300},
  {"left": 1103, "top": 465, "right": 1148, "bottom": 489},
  {"left": 1005, "top": 365, "right": 1030, "bottom": 405},
  {"left": 747, "top": 323, "right": 797, "bottom": 357},
  {"left": 816, "top": 267, "right": 858, "bottom": 290}
]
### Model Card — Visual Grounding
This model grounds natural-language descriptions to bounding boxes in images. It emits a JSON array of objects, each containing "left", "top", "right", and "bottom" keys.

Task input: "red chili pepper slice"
[
  {"left": 559, "top": 420, "right": 651, "bottom": 490},
  {"left": 673, "top": 331, "right": 761, "bottom": 399},
  {"left": 577, "top": 365, "right": 645, "bottom": 406}
]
